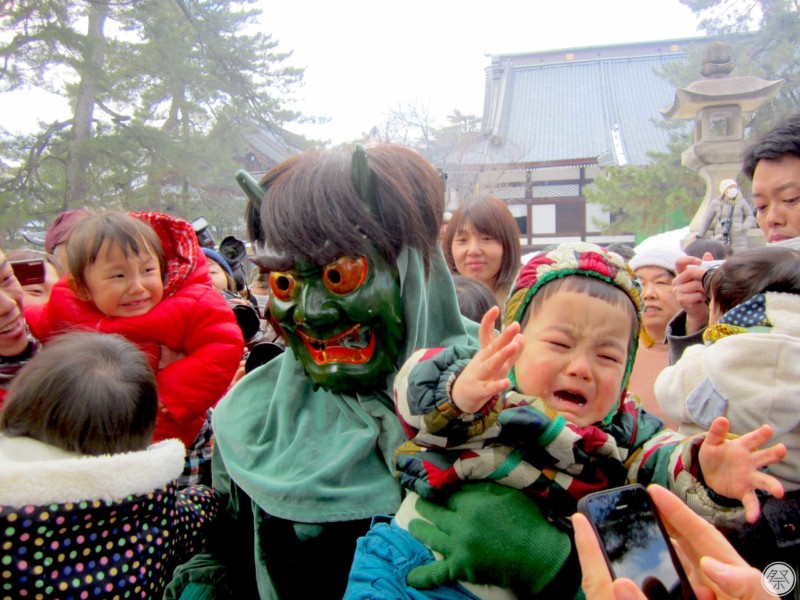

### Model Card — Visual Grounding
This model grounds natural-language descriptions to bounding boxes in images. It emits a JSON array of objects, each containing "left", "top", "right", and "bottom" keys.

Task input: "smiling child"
[{"left": 25, "top": 211, "right": 244, "bottom": 452}]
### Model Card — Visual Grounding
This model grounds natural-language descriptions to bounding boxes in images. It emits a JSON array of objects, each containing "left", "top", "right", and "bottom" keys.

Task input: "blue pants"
[{"left": 344, "top": 516, "right": 480, "bottom": 599}]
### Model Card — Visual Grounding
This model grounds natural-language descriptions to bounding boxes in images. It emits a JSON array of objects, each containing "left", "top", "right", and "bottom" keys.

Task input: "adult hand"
[
  {"left": 699, "top": 417, "right": 786, "bottom": 523},
  {"left": 650, "top": 484, "right": 779, "bottom": 600},
  {"left": 450, "top": 306, "right": 525, "bottom": 413},
  {"left": 574, "top": 485, "right": 780, "bottom": 600},
  {"left": 573, "top": 510, "right": 650, "bottom": 600},
  {"left": 407, "top": 482, "right": 572, "bottom": 594},
  {"left": 672, "top": 252, "right": 713, "bottom": 335}
]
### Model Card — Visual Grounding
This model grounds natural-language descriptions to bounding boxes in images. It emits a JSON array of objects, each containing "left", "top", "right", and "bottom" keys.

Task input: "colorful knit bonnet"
[{"left": 504, "top": 241, "right": 644, "bottom": 424}]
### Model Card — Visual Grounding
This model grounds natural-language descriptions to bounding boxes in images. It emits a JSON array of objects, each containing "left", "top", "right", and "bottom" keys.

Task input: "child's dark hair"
[
  {"left": 66, "top": 211, "right": 166, "bottom": 295},
  {"left": 683, "top": 238, "right": 733, "bottom": 260},
  {"left": 742, "top": 111, "right": 800, "bottom": 180},
  {"left": 0, "top": 332, "right": 158, "bottom": 455},
  {"left": 452, "top": 275, "right": 500, "bottom": 328},
  {"left": 705, "top": 246, "right": 800, "bottom": 315}
]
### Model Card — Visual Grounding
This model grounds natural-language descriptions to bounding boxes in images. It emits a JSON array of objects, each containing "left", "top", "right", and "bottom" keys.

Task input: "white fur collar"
[{"left": 0, "top": 438, "right": 185, "bottom": 507}]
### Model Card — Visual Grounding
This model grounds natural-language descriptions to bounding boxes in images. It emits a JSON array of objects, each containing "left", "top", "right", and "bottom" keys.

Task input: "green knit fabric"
[
  {"left": 407, "top": 482, "right": 572, "bottom": 595},
  {"left": 212, "top": 247, "right": 480, "bottom": 522},
  {"left": 174, "top": 583, "right": 216, "bottom": 600}
]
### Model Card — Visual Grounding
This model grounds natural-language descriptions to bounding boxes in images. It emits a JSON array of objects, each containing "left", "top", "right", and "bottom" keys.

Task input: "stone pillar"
[{"left": 661, "top": 42, "right": 782, "bottom": 251}]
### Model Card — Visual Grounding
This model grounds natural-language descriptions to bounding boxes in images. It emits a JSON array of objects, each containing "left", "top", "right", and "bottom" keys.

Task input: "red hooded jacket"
[{"left": 25, "top": 211, "right": 244, "bottom": 448}]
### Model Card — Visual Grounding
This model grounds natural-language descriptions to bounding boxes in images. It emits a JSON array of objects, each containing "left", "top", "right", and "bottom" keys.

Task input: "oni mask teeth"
[{"left": 297, "top": 325, "right": 376, "bottom": 365}]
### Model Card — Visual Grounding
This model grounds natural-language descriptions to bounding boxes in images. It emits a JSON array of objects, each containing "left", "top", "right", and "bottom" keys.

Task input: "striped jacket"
[{"left": 394, "top": 345, "right": 746, "bottom": 528}]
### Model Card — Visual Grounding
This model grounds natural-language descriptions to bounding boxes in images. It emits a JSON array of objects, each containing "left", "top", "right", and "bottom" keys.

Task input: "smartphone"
[
  {"left": 10, "top": 259, "right": 45, "bottom": 286},
  {"left": 577, "top": 484, "right": 695, "bottom": 600}
]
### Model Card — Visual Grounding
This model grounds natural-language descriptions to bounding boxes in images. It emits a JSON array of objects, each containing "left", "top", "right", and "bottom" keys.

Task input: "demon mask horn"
[
  {"left": 351, "top": 145, "right": 382, "bottom": 224},
  {"left": 236, "top": 169, "right": 266, "bottom": 213}
]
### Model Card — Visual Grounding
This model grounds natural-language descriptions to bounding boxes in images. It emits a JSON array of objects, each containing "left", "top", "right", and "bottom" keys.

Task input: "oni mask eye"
[
  {"left": 322, "top": 256, "right": 368, "bottom": 295},
  {"left": 269, "top": 271, "right": 296, "bottom": 301}
]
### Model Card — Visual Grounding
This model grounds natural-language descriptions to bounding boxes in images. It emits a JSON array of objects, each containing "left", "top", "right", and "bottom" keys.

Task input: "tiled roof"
[
  {"left": 457, "top": 38, "right": 706, "bottom": 167},
  {"left": 245, "top": 126, "right": 308, "bottom": 167}
]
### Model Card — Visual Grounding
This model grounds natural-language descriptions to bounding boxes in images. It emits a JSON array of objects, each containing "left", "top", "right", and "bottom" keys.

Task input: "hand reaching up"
[
  {"left": 672, "top": 252, "right": 713, "bottom": 335},
  {"left": 450, "top": 306, "right": 526, "bottom": 414},
  {"left": 699, "top": 417, "right": 787, "bottom": 523}
]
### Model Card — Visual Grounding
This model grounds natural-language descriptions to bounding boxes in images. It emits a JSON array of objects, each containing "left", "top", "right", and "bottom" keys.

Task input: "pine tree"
[{"left": 0, "top": 0, "right": 305, "bottom": 245}]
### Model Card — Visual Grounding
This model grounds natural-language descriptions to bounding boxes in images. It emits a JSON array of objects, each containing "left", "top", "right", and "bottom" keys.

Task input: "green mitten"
[{"left": 407, "top": 482, "right": 572, "bottom": 596}]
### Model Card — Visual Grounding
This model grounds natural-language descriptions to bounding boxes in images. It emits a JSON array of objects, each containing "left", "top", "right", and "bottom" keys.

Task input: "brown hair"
[
  {"left": 0, "top": 332, "right": 158, "bottom": 455},
  {"left": 522, "top": 276, "right": 640, "bottom": 355},
  {"left": 5, "top": 248, "right": 66, "bottom": 277},
  {"left": 443, "top": 196, "right": 522, "bottom": 299},
  {"left": 66, "top": 212, "right": 166, "bottom": 294},
  {"left": 705, "top": 246, "right": 800, "bottom": 315},
  {"left": 246, "top": 145, "right": 444, "bottom": 275}
]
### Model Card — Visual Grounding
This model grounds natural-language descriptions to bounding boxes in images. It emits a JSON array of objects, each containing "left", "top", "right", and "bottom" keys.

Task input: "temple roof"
[{"left": 448, "top": 38, "right": 709, "bottom": 168}]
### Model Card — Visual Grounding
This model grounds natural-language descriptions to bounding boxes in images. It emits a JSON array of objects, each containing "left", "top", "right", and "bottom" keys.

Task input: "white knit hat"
[
  {"left": 719, "top": 179, "right": 737, "bottom": 195},
  {"left": 629, "top": 245, "right": 685, "bottom": 275}
]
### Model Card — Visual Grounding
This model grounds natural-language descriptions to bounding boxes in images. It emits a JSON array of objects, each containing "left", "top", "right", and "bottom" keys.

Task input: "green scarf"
[{"left": 213, "top": 247, "right": 479, "bottom": 522}]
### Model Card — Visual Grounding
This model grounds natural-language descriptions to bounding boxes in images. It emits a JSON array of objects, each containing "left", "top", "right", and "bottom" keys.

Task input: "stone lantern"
[{"left": 661, "top": 41, "right": 783, "bottom": 250}]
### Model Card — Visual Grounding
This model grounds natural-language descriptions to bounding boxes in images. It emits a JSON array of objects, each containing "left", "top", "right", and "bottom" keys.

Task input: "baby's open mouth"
[
  {"left": 554, "top": 390, "right": 586, "bottom": 406},
  {"left": 297, "top": 324, "right": 375, "bottom": 365}
]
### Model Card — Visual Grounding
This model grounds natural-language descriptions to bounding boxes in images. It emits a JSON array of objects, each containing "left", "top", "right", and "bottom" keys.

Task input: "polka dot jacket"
[{"left": 0, "top": 438, "right": 219, "bottom": 600}]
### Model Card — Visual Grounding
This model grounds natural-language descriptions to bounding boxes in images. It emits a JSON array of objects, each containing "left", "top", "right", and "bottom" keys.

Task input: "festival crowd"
[{"left": 1, "top": 112, "right": 800, "bottom": 600}]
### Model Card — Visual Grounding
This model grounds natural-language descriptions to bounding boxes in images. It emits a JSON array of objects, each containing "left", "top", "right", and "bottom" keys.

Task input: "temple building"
[{"left": 440, "top": 37, "right": 707, "bottom": 250}]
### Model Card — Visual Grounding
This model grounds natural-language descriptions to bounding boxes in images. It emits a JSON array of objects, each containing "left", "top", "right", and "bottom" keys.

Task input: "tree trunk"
[{"left": 65, "top": 4, "right": 107, "bottom": 209}]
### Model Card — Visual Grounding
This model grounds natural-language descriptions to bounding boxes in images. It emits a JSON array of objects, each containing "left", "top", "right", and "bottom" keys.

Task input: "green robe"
[{"left": 166, "top": 247, "right": 479, "bottom": 599}]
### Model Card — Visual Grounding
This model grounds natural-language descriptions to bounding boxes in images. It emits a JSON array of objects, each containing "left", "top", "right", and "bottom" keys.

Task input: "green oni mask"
[{"left": 267, "top": 248, "right": 404, "bottom": 393}]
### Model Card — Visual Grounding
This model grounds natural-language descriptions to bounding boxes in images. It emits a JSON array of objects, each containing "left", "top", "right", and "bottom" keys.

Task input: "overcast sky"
[
  {"left": 257, "top": 0, "right": 707, "bottom": 143},
  {"left": 0, "top": 0, "right": 707, "bottom": 144}
]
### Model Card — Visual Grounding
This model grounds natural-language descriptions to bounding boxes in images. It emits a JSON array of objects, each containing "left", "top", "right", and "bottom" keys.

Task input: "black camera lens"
[
  {"left": 245, "top": 342, "right": 284, "bottom": 373},
  {"left": 232, "top": 303, "right": 261, "bottom": 342},
  {"left": 219, "top": 236, "right": 246, "bottom": 267}
]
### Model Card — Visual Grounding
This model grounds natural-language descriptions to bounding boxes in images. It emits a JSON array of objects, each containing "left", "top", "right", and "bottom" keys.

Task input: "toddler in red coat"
[{"left": 25, "top": 210, "right": 244, "bottom": 455}]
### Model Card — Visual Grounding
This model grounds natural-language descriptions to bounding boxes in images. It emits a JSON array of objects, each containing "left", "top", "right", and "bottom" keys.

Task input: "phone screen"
[{"left": 578, "top": 485, "right": 694, "bottom": 600}]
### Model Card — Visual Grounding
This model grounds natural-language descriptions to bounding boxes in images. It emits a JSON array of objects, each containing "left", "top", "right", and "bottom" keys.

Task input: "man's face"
[
  {"left": 267, "top": 249, "right": 404, "bottom": 393},
  {"left": 752, "top": 155, "right": 800, "bottom": 243},
  {"left": 0, "top": 249, "right": 30, "bottom": 357}
]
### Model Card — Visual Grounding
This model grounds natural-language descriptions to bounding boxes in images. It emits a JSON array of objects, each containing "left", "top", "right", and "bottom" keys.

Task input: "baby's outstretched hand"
[
  {"left": 699, "top": 417, "right": 787, "bottom": 523},
  {"left": 451, "top": 306, "right": 526, "bottom": 414}
]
